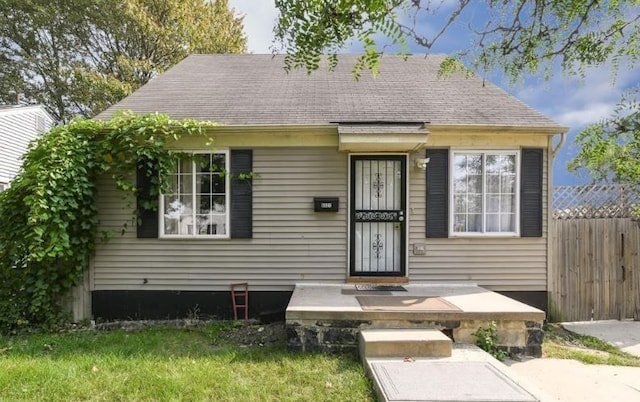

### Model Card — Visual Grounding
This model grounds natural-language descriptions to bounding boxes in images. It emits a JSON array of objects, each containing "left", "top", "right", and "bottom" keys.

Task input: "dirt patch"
[
  {"left": 93, "top": 319, "right": 289, "bottom": 348},
  {"left": 218, "top": 322, "right": 287, "bottom": 347}
]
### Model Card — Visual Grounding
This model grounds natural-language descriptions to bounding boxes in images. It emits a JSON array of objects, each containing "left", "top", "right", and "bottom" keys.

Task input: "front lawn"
[{"left": 0, "top": 322, "right": 373, "bottom": 401}]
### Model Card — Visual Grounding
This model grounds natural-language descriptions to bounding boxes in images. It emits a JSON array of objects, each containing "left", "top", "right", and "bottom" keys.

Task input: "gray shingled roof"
[{"left": 97, "top": 54, "right": 563, "bottom": 130}]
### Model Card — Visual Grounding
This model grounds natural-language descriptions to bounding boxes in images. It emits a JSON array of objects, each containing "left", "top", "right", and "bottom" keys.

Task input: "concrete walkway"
[
  {"left": 506, "top": 357, "right": 640, "bottom": 402},
  {"left": 506, "top": 320, "right": 640, "bottom": 402},
  {"left": 365, "top": 344, "right": 552, "bottom": 402},
  {"left": 562, "top": 320, "right": 640, "bottom": 357},
  {"left": 361, "top": 320, "right": 640, "bottom": 401}
]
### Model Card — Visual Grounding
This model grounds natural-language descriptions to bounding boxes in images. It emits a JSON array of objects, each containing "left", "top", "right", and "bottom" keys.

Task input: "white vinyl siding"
[
  {"left": 409, "top": 150, "right": 548, "bottom": 292},
  {"left": 0, "top": 107, "right": 52, "bottom": 184},
  {"left": 92, "top": 147, "right": 348, "bottom": 291}
]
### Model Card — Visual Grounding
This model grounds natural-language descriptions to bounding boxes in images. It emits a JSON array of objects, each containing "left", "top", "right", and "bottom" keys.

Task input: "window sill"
[
  {"left": 449, "top": 233, "right": 520, "bottom": 238},
  {"left": 158, "top": 235, "right": 231, "bottom": 240}
]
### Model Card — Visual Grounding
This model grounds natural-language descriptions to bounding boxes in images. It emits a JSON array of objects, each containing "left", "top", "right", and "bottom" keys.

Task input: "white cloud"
[
  {"left": 229, "top": 0, "right": 278, "bottom": 53},
  {"left": 515, "top": 64, "right": 640, "bottom": 130}
]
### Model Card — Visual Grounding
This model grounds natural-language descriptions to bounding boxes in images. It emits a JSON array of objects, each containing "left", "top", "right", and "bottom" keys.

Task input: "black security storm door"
[{"left": 350, "top": 156, "right": 406, "bottom": 276}]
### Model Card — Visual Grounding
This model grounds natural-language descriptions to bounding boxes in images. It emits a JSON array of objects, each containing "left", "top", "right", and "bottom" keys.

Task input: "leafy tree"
[
  {"left": 569, "top": 87, "right": 640, "bottom": 214},
  {"left": 0, "top": 0, "right": 246, "bottom": 122},
  {"left": 273, "top": 0, "right": 640, "bottom": 78}
]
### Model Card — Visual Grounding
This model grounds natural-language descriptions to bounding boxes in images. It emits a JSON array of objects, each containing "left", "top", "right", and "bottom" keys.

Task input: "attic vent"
[{"left": 35, "top": 115, "right": 46, "bottom": 132}]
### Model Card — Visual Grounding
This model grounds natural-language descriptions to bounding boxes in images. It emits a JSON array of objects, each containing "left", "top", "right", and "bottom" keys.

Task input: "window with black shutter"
[
  {"left": 136, "top": 149, "right": 253, "bottom": 239},
  {"left": 425, "top": 147, "right": 543, "bottom": 238}
]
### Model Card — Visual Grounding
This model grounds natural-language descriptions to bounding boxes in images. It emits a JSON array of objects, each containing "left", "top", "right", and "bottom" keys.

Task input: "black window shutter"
[
  {"left": 520, "top": 148, "right": 543, "bottom": 237},
  {"left": 426, "top": 148, "right": 449, "bottom": 238},
  {"left": 136, "top": 160, "right": 159, "bottom": 238},
  {"left": 230, "top": 150, "right": 253, "bottom": 239}
]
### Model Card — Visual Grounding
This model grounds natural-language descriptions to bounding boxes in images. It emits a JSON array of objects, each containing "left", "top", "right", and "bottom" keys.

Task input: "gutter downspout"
[{"left": 551, "top": 132, "right": 567, "bottom": 158}]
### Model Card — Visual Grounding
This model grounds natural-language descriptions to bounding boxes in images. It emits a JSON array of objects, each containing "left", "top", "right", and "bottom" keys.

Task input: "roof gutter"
[{"left": 428, "top": 124, "right": 569, "bottom": 135}]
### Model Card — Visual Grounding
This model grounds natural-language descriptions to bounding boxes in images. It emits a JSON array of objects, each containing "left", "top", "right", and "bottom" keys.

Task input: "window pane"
[
  {"left": 179, "top": 174, "right": 192, "bottom": 193},
  {"left": 196, "top": 174, "right": 211, "bottom": 193},
  {"left": 467, "top": 175, "right": 482, "bottom": 193},
  {"left": 454, "top": 154, "right": 481, "bottom": 192},
  {"left": 164, "top": 217, "right": 178, "bottom": 235},
  {"left": 468, "top": 195, "right": 482, "bottom": 213},
  {"left": 486, "top": 214, "right": 499, "bottom": 232},
  {"left": 163, "top": 196, "right": 181, "bottom": 235},
  {"left": 486, "top": 174, "right": 499, "bottom": 193},
  {"left": 467, "top": 155, "right": 482, "bottom": 174},
  {"left": 454, "top": 214, "right": 466, "bottom": 232},
  {"left": 501, "top": 214, "right": 515, "bottom": 232},
  {"left": 486, "top": 155, "right": 498, "bottom": 173},
  {"left": 468, "top": 214, "right": 482, "bottom": 232},
  {"left": 212, "top": 154, "right": 225, "bottom": 172},
  {"left": 454, "top": 195, "right": 466, "bottom": 214},
  {"left": 501, "top": 194, "right": 515, "bottom": 213},
  {"left": 166, "top": 175, "right": 179, "bottom": 193},
  {"left": 194, "top": 154, "right": 210, "bottom": 172},
  {"left": 197, "top": 194, "right": 212, "bottom": 214},
  {"left": 501, "top": 175, "right": 515, "bottom": 194},
  {"left": 486, "top": 195, "right": 500, "bottom": 213},
  {"left": 179, "top": 158, "right": 193, "bottom": 174},
  {"left": 487, "top": 154, "right": 514, "bottom": 174},
  {"left": 212, "top": 175, "right": 225, "bottom": 193},
  {"left": 212, "top": 195, "right": 226, "bottom": 212},
  {"left": 196, "top": 214, "right": 224, "bottom": 235}
]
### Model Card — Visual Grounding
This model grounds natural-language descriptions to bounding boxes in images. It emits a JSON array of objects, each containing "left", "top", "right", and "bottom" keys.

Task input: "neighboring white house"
[{"left": 0, "top": 105, "right": 54, "bottom": 190}]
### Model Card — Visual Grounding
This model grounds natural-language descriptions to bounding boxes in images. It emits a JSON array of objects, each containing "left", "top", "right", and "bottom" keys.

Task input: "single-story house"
[
  {"left": 90, "top": 54, "right": 567, "bottom": 320},
  {"left": 0, "top": 104, "right": 53, "bottom": 191}
]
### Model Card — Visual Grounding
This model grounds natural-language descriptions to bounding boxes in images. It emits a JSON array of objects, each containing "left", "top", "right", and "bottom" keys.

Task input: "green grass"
[
  {"left": 543, "top": 323, "right": 640, "bottom": 367},
  {"left": 0, "top": 324, "right": 374, "bottom": 401}
]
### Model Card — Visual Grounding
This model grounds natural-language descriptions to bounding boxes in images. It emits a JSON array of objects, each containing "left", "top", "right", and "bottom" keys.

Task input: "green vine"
[{"left": 0, "top": 112, "right": 218, "bottom": 332}]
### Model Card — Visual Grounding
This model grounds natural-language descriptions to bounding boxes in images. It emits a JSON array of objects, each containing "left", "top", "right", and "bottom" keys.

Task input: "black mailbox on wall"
[{"left": 314, "top": 197, "right": 339, "bottom": 212}]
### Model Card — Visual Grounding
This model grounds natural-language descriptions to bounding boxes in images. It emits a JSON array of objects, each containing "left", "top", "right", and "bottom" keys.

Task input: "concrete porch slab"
[
  {"left": 286, "top": 283, "right": 545, "bottom": 322},
  {"left": 286, "top": 283, "right": 545, "bottom": 356}
]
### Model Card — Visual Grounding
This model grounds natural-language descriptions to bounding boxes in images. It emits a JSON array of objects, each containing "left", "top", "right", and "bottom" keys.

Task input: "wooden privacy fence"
[{"left": 549, "top": 185, "right": 640, "bottom": 322}]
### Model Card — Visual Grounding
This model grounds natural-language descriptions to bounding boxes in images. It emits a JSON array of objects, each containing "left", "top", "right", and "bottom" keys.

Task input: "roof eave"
[{"left": 428, "top": 124, "right": 569, "bottom": 135}]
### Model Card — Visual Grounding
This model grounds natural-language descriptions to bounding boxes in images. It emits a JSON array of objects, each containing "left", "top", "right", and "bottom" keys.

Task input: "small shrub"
[{"left": 473, "top": 321, "right": 508, "bottom": 361}]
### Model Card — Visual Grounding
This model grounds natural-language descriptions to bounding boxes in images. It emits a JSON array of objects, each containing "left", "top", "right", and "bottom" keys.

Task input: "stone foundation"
[{"left": 287, "top": 318, "right": 544, "bottom": 357}]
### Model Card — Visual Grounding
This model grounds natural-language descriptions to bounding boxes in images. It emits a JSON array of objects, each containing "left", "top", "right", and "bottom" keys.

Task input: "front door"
[{"left": 350, "top": 155, "right": 406, "bottom": 276}]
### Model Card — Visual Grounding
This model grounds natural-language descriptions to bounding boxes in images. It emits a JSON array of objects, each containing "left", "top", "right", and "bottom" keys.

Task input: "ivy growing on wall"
[{"left": 0, "top": 112, "right": 217, "bottom": 332}]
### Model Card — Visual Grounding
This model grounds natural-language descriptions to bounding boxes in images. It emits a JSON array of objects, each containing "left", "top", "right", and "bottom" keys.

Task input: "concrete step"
[{"left": 359, "top": 328, "right": 452, "bottom": 359}]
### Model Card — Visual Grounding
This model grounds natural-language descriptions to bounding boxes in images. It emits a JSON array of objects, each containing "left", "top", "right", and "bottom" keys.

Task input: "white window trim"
[
  {"left": 159, "top": 149, "right": 231, "bottom": 239},
  {"left": 449, "top": 149, "right": 521, "bottom": 237}
]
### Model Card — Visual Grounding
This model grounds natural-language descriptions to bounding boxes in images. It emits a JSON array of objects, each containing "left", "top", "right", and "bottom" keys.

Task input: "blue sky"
[{"left": 228, "top": 1, "right": 640, "bottom": 185}]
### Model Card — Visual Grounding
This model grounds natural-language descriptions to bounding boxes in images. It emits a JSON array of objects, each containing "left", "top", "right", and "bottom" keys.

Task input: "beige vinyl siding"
[
  {"left": 407, "top": 148, "right": 548, "bottom": 292},
  {"left": 93, "top": 139, "right": 551, "bottom": 293},
  {"left": 0, "top": 107, "right": 51, "bottom": 183},
  {"left": 92, "top": 147, "right": 348, "bottom": 291}
]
